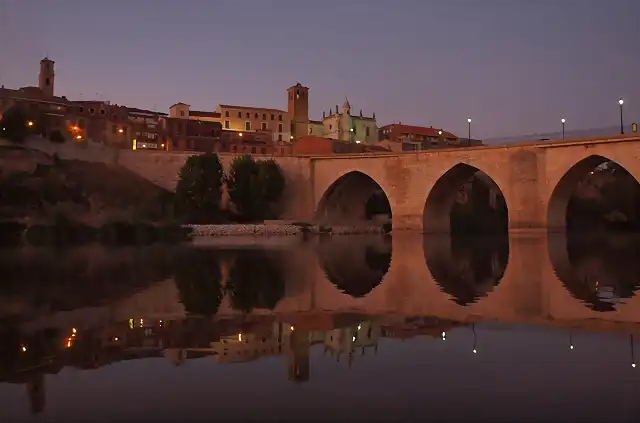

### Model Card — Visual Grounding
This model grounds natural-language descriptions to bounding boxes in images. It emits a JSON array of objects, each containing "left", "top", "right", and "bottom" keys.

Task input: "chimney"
[
  {"left": 359, "top": 109, "right": 363, "bottom": 117},
  {"left": 335, "top": 105, "right": 338, "bottom": 114},
  {"left": 322, "top": 111, "right": 325, "bottom": 119}
]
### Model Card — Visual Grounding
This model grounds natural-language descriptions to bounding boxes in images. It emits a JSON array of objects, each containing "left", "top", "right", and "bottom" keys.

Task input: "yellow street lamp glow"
[
  {"left": 467, "top": 118, "right": 471, "bottom": 123},
  {"left": 438, "top": 130, "right": 443, "bottom": 135},
  {"left": 561, "top": 118, "right": 566, "bottom": 123},
  {"left": 290, "top": 135, "right": 294, "bottom": 139},
  {"left": 27, "top": 121, "right": 34, "bottom": 127},
  {"left": 238, "top": 132, "right": 243, "bottom": 137},
  {"left": 118, "top": 128, "right": 124, "bottom": 134}
]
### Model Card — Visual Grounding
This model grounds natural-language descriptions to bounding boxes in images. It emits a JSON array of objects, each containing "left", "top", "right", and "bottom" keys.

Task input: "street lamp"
[
  {"left": 438, "top": 130, "right": 443, "bottom": 136},
  {"left": 619, "top": 98, "right": 624, "bottom": 134},
  {"left": 467, "top": 118, "right": 472, "bottom": 139},
  {"left": 561, "top": 118, "right": 566, "bottom": 140}
]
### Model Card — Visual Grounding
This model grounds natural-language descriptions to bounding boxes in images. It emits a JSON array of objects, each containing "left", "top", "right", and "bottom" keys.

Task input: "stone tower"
[
  {"left": 287, "top": 83, "right": 309, "bottom": 140},
  {"left": 39, "top": 58, "right": 55, "bottom": 97}
]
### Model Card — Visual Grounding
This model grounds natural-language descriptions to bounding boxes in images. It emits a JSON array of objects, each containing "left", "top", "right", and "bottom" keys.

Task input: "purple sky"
[{"left": 1, "top": 0, "right": 638, "bottom": 139}]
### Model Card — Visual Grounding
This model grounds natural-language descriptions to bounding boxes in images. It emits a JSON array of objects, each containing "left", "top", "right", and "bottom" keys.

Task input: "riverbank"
[{"left": 185, "top": 223, "right": 389, "bottom": 238}]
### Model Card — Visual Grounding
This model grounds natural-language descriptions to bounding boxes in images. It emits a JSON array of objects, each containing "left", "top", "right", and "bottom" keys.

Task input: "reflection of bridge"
[
  {"left": 118, "top": 135, "right": 640, "bottom": 232},
  {"left": 17, "top": 235, "right": 640, "bottom": 336}
]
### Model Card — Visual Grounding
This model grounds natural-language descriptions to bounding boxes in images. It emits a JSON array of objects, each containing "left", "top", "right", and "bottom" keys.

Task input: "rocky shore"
[{"left": 184, "top": 223, "right": 389, "bottom": 237}]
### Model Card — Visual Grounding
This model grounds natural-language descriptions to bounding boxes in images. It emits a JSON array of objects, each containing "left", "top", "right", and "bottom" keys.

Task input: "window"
[
  {"left": 278, "top": 134, "right": 282, "bottom": 141},
  {"left": 329, "top": 124, "right": 332, "bottom": 130},
  {"left": 261, "top": 122, "right": 267, "bottom": 130},
  {"left": 245, "top": 112, "right": 250, "bottom": 119},
  {"left": 251, "top": 146, "right": 256, "bottom": 153},
  {"left": 232, "top": 145, "right": 237, "bottom": 152},
  {"left": 262, "top": 113, "right": 266, "bottom": 120},
  {"left": 270, "top": 114, "right": 275, "bottom": 121},
  {"left": 366, "top": 126, "right": 370, "bottom": 137},
  {"left": 245, "top": 121, "right": 251, "bottom": 131},
  {"left": 278, "top": 114, "right": 282, "bottom": 121},
  {"left": 89, "top": 108, "right": 95, "bottom": 114},
  {"left": 79, "top": 107, "right": 84, "bottom": 113},
  {"left": 278, "top": 123, "right": 283, "bottom": 132},
  {"left": 100, "top": 109, "right": 105, "bottom": 115},
  {"left": 224, "top": 120, "right": 230, "bottom": 129},
  {"left": 253, "top": 112, "right": 258, "bottom": 119},
  {"left": 237, "top": 111, "right": 242, "bottom": 118},
  {"left": 180, "top": 111, "right": 185, "bottom": 117},
  {"left": 45, "top": 77, "right": 51, "bottom": 86},
  {"left": 225, "top": 111, "right": 230, "bottom": 117}
]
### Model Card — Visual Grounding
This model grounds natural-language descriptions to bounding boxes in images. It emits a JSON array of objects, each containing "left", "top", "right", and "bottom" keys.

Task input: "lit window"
[{"left": 245, "top": 121, "right": 251, "bottom": 131}]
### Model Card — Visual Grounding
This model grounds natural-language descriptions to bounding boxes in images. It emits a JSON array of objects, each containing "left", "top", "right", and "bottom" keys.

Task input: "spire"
[
  {"left": 322, "top": 111, "right": 325, "bottom": 119},
  {"left": 342, "top": 97, "right": 351, "bottom": 115},
  {"left": 373, "top": 112, "right": 376, "bottom": 119}
]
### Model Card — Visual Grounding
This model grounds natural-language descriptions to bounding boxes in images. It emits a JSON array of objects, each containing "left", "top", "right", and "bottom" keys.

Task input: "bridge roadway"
[
  {"left": 17, "top": 234, "right": 640, "bottom": 335},
  {"left": 116, "top": 135, "right": 640, "bottom": 233}
]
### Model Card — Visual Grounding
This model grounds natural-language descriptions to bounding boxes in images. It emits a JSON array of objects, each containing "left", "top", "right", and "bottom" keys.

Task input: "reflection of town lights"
[
  {"left": 352, "top": 336, "right": 356, "bottom": 342},
  {"left": 72, "top": 126, "right": 78, "bottom": 131},
  {"left": 357, "top": 324, "right": 362, "bottom": 330},
  {"left": 66, "top": 339, "right": 72, "bottom": 348},
  {"left": 21, "top": 345, "right": 27, "bottom": 352},
  {"left": 114, "top": 337, "right": 119, "bottom": 341},
  {"left": 129, "top": 319, "right": 134, "bottom": 329},
  {"left": 238, "top": 333, "right": 242, "bottom": 341},
  {"left": 473, "top": 349, "right": 477, "bottom": 354},
  {"left": 289, "top": 325, "right": 295, "bottom": 331},
  {"left": 27, "top": 121, "right": 34, "bottom": 127},
  {"left": 355, "top": 140, "right": 361, "bottom": 144},
  {"left": 632, "top": 363, "right": 636, "bottom": 368},
  {"left": 76, "top": 135, "right": 82, "bottom": 140},
  {"left": 570, "top": 344, "right": 574, "bottom": 350},
  {"left": 442, "top": 331, "right": 446, "bottom": 338},
  {"left": 118, "top": 128, "right": 124, "bottom": 134},
  {"left": 140, "top": 318, "right": 144, "bottom": 327}
]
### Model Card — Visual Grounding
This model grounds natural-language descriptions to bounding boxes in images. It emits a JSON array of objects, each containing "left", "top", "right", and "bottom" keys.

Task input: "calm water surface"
[{"left": 0, "top": 234, "right": 639, "bottom": 423}]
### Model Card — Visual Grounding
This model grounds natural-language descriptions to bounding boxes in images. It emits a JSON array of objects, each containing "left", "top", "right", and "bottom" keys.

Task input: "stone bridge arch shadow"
[
  {"left": 547, "top": 154, "right": 640, "bottom": 232},
  {"left": 423, "top": 235, "right": 510, "bottom": 306},
  {"left": 422, "top": 163, "right": 509, "bottom": 235},
  {"left": 548, "top": 232, "right": 640, "bottom": 312},
  {"left": 316, "top": 235, "right": 392, "bottom": 298},
  {"left": 315, "top": 171, "right": 392, "bottom": 226}
]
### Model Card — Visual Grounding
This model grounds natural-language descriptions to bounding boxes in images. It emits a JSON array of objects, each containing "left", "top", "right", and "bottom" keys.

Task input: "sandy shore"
[{"left": 184, "top": 223, "right": 387, "bottom": 238}]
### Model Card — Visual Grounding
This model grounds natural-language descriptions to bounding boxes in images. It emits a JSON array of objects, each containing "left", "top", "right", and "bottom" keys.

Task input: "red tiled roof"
[
  {"left": 219, "top": 104, "right": 285, "bottom": 113},
  {"left": 190, "top": 110, "right": 221, "bottom": 118},
  {"left": 380, "top": 123, "right": 457, "bottom": 138},
  {"left": 169, "top": 102, "right": 190, "bottom": 108}
]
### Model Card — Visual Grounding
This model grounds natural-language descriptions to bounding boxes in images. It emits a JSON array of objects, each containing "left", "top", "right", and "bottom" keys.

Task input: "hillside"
[{"left": 0, "top": 146, "right": 173, "bottom": 224}]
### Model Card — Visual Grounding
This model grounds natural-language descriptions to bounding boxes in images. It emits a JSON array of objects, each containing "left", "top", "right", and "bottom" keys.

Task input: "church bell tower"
[
  {"left": 287, "top": 83, "right": 309, "bottom": 140},
  {"left": 39, "top": 57, "right": 55, "bottom": 97}
]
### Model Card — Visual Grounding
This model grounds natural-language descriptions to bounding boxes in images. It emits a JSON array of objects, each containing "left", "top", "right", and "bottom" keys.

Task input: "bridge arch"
[
  {"left": 547, "top": 155, "right": 640, "bottom": 231},
  {"left": 315, "top": 170, "right": 392, "bottom": 225},
  {"left": 422, "top": 163, "right": 508, "bottom": 234}
]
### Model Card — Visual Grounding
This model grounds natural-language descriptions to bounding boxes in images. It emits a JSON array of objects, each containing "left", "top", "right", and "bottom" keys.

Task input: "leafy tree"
[
  {"left": 49, "top": 130, "right": 65, "bottom": 143},
  {"left": 174, "top": 153, "right": 224, "bottom": 223},
  {"left": 173, "top": 249, "right": 223, "bottom": 316},
  {"left": 225, "top": 251, "right": 285, "bottom": 313},
  {"left": 226, "top": 155, "right": 285, "bottom": 221},
  {"left": 0, "top": 106, "right": 30, "bottom": 144}
]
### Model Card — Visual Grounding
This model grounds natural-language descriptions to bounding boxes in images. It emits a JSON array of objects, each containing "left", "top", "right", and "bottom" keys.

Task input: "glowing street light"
[
  {"left": 467, "top": 118, "right": 472, "bottom": 139},
  {"left": 27, "top": 121, "right": 34, "bottom": 127},
  {"left": 355, "top": 140, "right": 361, "bottom": 144},
  {"left": 238, "top": 132, "right": 243, "bottom": 137},
  {"left": 618, "top": 98, "right": 625, "bottom": 135},
  {"left": 118, "top": 128, "right": 124, "bottom": 134},
  {"left": 561, "top": 118, "right": 566, "bottom": 140}
]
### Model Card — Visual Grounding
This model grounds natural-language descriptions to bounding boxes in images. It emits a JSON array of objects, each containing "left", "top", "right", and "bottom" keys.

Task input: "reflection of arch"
[
  {"left": 317, "top": 236, "right": 392, "bottom": 297},
  {"left": 315, "top": 171, "right": 391, "bottom": 224},
  {"left": 548, "top": 233, "right": 640, "bottom": 312},
  {"left": 424, "top": 235, "right": 509, "bottom": 305},
  {"left": 547, "top": 155, "right": 640, "bottom": 231},
  {"left": 423, "top": 163, "right": 508, "bottom": 234}
]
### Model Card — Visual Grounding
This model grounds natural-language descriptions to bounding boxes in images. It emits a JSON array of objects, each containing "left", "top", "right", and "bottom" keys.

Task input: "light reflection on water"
[{"left": 0, "top": 234, "right": 639, "bottom": 422}]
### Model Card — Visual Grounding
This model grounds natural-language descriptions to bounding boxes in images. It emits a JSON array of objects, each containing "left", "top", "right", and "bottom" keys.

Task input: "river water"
[{"left": 0, "top": 233, "right": 638, "bottom": 422}]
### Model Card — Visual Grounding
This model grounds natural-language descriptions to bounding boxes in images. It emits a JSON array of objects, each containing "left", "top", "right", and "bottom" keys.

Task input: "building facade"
[
  {"left": 377, "top": 123, "right": 482, "bottom": 152},
  {"left": 320, "top": 99, "right": 378, "bottom": 144},
  {"left": 217, "top": 104, "right": 290, "bottom": 142}
]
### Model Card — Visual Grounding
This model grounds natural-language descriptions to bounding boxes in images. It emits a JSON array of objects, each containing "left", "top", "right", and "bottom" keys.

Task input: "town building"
[
  {"left": 293, "top": 135, "right": 390, "bottom": 155},
  {"left": 378, "top": 123, "right": 483, "bottom": 152},
  {"left": 319, "top": 99, "right": 378, "bottom": 143}
]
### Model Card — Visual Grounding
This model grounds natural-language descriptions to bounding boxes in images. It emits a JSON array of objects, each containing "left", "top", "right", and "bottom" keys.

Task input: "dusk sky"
[{"left": 1, "top": 0, "right": 638, "bottom": 139}]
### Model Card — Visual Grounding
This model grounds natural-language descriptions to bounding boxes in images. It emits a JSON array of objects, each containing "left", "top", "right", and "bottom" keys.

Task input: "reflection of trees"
[
  {"left": 225, "top": 250, "right": 285, "bottom": 313},
  {"left": 425, "top": 235, "right": 509, "bottom": 305},
  {"left": 173, "top": 248, "right": 223, "bottom": 316},
  {"left": 556, "top": 234, "right": 640, "bottom": 312},
  {"left": 318, "top": 237, "right": 392, "bottom": 297}
]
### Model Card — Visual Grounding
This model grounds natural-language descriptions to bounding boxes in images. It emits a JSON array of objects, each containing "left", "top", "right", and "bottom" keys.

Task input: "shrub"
[
  {"left": 226, "top": 156, "right": 285, "bottom": 221},
  {"left": 49, "top": 130, "right": 65, "bottom": 143},
  {"left": 0, "top": 107, "right": 30, "bottom": 144},
  {"left": 174, "top": 154, "right": 224, "bottom": 223},
  {"left": 0, "top": 221, "right": 26, "bottom": 246}
]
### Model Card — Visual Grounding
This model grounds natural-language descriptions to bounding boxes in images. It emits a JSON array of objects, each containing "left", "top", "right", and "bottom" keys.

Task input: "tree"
[
  {"left": 0, "top": 106, "right": 30, "bottom": 144},
  {"left": 174, "top": 153, "right": 224, "bottom": 223},
  {"left": 226, "top": 155, "right": 285, "bottom": 221}
]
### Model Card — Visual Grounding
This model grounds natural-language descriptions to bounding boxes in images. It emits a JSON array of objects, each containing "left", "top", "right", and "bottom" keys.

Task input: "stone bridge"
[{"left": 115, "top": 135, "right": 640, "bottom": 232}]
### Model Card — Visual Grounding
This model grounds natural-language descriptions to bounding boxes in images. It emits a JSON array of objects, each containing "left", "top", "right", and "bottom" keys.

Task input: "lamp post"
[
  {"left": 467, "top": 118, "right": 472, "bottom": 140},
  {"left": 561, "top": 118, "right": 566, "bottom": 140},
  {"left": 619, "top": 99, "right": 624, "bottom": 134}
]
